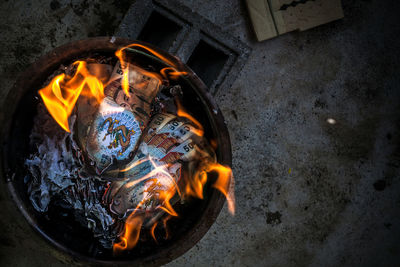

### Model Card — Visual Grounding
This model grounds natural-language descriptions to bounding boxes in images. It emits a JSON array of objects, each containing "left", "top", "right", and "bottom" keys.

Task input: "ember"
[{"left": 24, "top": 42, "right": 234, "bottom": 255}]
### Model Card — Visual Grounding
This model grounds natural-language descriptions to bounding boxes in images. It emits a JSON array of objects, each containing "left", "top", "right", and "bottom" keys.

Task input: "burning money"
[
  {"left": 75, "top": 63, "right": 161, "bottom": 174},
  {"left": 103, "top": 113, "right": 214, "bottom": 217},
  {"left": 25, "top": 43, "right": 234, "bottom": 253}
]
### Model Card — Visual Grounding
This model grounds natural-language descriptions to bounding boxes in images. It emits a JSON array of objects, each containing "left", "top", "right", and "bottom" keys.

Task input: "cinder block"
[{"left": 115, "top": 0, "right": 251, "bottom": 95}]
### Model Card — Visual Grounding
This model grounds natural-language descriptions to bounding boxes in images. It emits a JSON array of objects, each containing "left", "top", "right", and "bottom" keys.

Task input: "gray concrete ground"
[{"left": 1, "top": 0, "right": 400, "bottom": 266}]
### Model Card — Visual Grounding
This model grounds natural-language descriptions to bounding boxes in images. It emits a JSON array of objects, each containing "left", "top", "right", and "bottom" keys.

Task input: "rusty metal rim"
[{"left": 0, "top": 37, "right": 232, "bottom": 266}]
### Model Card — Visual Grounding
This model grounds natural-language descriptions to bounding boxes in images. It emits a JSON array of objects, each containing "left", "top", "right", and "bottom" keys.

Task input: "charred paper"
[{"left": 25, "top": 54, "right": 218, "bottom": 250}]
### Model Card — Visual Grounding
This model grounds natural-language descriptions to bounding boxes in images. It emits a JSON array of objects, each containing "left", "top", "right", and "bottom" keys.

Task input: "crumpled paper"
[{"left": 25, "top": 104, "right": 115, "bottom": 248}]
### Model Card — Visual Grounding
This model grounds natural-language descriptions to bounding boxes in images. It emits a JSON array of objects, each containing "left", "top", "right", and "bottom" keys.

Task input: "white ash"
[{"left": 25, "top": 103, "right": 115, "bottom": 248}]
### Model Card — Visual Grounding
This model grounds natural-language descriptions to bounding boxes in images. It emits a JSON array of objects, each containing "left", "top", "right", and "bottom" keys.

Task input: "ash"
[{"left": 25, "top": 103, "right": 116, "bottom": 248}]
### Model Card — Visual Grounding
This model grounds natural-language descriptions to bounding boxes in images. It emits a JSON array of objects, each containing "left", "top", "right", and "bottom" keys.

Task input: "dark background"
[{"left": 0, "top": 0, "right": 399, "bottom": 266}]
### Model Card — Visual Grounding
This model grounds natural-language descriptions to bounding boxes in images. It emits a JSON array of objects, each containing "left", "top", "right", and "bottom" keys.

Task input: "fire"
[
  {"left": 39, "top": 61, "right": 105, "bottom": 132},
  {"left": 113, "top": 214, "right": 144, "bottom": 252},
  {"left": 182, "top": 162, "right": 235, "bottom": 215},
  {"left": 115, "top": 44, "right": 187, "bottom": 88},
  {"left": 175, "top": 101, "right": 235, "bottom": 214},
  {"left": 176, "top": 100, "right": 204, "bottom": 136},
  {"left": 40, "top": 44, "right": 188, "bottom": 133},
  {"left": 119, "top": 43, "right": 178, "bottom": 68},
  {"left": 114, "top": 104, "right": 235, "bottom": 253},
  {"left": 115, "top": 48, "right": 163, "bottom": 97},
  {"left": 160, "top": 67, "right": 187, "bottom": 80},
  {"left": 38, "top": 42, "right": 234, "bottom": 254},
  {"left": 209, "top": 164, "right": 235, "bottom": 215},
  {"left": 112, "top": 140, "right": 235, "bottom": 253},
  {"left": 150, "top": 222, "right": 158, "bottom": 243},
  {"left": 113, "top": 156, "right": 180, "bottom": 254}
]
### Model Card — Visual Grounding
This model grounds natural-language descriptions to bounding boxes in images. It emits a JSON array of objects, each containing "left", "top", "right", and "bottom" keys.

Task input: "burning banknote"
[
  {"left": 102, "top": 113, "right": 215, "bottom": 217},
  {"left": 75, "top": 63, "right": 162, "bottom": 174},
  {"left": 25, "top": 43, "right": 234, "bottom": 252}
]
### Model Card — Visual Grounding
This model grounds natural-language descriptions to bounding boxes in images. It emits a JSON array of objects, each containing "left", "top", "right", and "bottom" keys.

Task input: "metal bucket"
[{"left": 0, "top": 37, "right": 232, "bottom": 265}]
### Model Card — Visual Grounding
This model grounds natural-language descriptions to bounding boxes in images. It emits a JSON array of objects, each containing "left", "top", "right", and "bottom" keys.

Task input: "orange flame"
[
  {"left": 118, "top": 43, "right": 177, "bottom": 68},
  {"left": 115, "top": 43, "right": 187, "bottom": 93},
  {"left": 38, "top": 61, "right": 105, "bottom": 132},
  {"left": 112, "top": 156, "right": 181, "bottom": 254},
  {"left": 158, "top": 189, "right": 179, "bottom": 217},
  {"left": 184, "top": 168, "right": 208, "bottom": 199},
  {"left": 150, "top": 222, "right": 158, "bottom": 243},
  {"left": 160, "top": 67, "right": 187, "bottom": 80},
  {"left": 113, "top": 214, "right": 144, "bottom": 253},
  {"left": 176, "top": 101, "right": 235, "bottom": 215},
  {"left": 176, "top": 100, "right": 204, "bottom": 136},
  {"left": 114, "top": 111, "right": 235, "bottom": 252},
  {"left": 40, "top": 44, "right": 188, "bottom": 132},
  {"left": 209, "top": 164, "right": 235, "bottom": 215},
  {"left": 114, "top": 98, "right": 235, "bottom": 252},
  {"left": 37, "top": 43, "right": 234, "bottom": 252},
  {"left": 183, "top": 163, "right": 235, "bottom": 215}
]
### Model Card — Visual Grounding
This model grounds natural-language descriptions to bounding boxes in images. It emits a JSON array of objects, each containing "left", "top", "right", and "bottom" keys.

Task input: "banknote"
[
  {"left": 103, "top": 113, "right": 208, "bottom": 217},
  {"left": 74, "top": 63, "right": 162, "bottom": 174}
]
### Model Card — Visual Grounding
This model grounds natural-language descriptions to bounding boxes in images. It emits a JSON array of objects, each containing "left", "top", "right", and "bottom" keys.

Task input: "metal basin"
[{"left": 0, "top": 37, "right": 232, "bottom": 265}]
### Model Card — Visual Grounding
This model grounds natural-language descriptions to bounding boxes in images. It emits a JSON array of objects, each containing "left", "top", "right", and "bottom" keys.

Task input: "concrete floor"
[{"left": 1, "top": 0, "right": 400, "bottom": 266}]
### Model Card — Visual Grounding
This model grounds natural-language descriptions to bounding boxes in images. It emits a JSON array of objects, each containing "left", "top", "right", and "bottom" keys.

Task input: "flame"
[
  {"left": 150, "top": 222, "right": 158, "bottom": 243},
  {"left": 118, "top": 43, "right": 177, "bottom": 68},
  {"left": 158, "top": 189, "right": 178, "bottom": 217},
  {"left": 114, "top": 116, "right": 235, "bottom": 253},
  {"left": 183, "top": 163, "right": 235, "bottom": 215},
  {"left": 209, "top": 164, "right": 235, "bottom": 215},
  {"left": 40, "top": 43, "right": 188, "bottom": 132},
  {"left": 113, "top": 156, "right": 180, "bottom": 254},
  {"left": 176, "top": 100, "right": 204, "bottom": 136},
  {"left": 160, "top": 67, "right": 187, "bottom": 80},
  {"left": 113, "top": 214, "right": 144, "bottom": 253},
  {"left": 37, "top": 42, "right": 234, "bottom": 252},
  {"left": 114, "top": 96, "right": 235, "bottom": 252},
  {"left": 175, "top": 101, "right": 235, "bottom": 214},
  {"left": 184, "top": 167, "right": 208, "bottom": 199},
  {"left": 115, "top": 44, "right": 187, "bottom": 93},
  {"left": 38, "top": 61, "right": 105, "bottom": 132}
]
